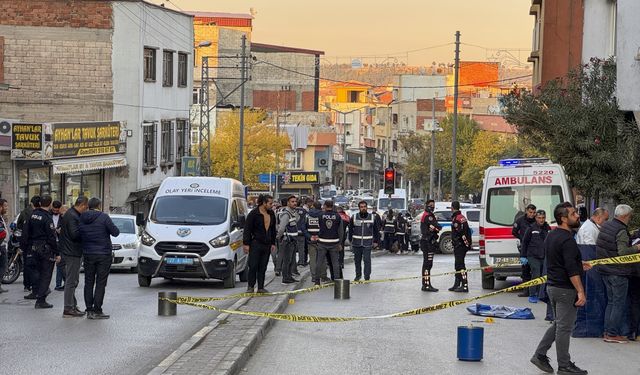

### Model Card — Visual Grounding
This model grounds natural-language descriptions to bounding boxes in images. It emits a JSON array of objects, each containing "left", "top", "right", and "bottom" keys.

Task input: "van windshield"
[
  {"left": 378, "top": 198, "right": 406, "bottom": 210},
  {"left": 151, "top": 196, "right": 228, "bottom": 225},
  {"left": 487, "top": 186, "right": 563, "bottom": 226}
]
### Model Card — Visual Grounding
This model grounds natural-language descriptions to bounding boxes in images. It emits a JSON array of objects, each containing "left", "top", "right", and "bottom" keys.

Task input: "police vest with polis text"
[
  {"left": 318, "top": 211, "right": 341, "bottom": 245},
  {"left": 351, "top": 212, "right": 375, "bottom": 248}
]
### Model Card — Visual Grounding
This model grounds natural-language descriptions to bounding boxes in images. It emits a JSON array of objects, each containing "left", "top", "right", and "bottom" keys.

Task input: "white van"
[
  {"left": 479, "top": 158, "right": 571, "bottom": 289},
  {"left": 376, "top": 188, "right": 407, "bottom": 218},
  {"left": 136, "top": 177, "right": 248, "bottom": 288}
]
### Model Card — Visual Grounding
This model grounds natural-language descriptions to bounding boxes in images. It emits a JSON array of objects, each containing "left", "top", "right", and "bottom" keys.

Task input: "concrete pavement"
[{"left": 242, "top": 253, "right": 640, "bottom": 375}]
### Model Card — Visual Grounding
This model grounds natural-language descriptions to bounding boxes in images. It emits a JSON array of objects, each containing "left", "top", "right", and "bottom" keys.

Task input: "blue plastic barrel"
[{"left": 457, "top": 325, "right": 484, "bottom": 361}]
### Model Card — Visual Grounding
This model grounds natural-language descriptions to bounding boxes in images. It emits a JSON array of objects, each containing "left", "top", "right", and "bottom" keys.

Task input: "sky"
[{"left": 153, "top": 0, "right": 533, "bottom": 65}]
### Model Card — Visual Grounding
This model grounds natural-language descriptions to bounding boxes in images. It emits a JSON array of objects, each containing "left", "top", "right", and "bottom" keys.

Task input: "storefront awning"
[
  {"left": 125, "top": 185, "right": 160, "bottom": 203},
  {"left": 51, "top": 154, "right": 127, "bottom": 174}
]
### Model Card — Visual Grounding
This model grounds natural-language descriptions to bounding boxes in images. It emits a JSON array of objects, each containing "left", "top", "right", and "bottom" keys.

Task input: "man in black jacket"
[
  {"left": 449, "top": 201, "right": 471, "bottom": 293},
  {"left": 595, "top": 204, "right": 640, "bottom": 344},
  {"left": 21, "top": 195, "right": 59, "bottom": 309},
  {"left": 18, "top": 196, "right": 39, "bottom": 294},
  {"left": 59, "top": 196, "right": 89, "bottom": 318},
  {"left": 522, "top": 209, "right": 551, "bottom": 303},
  {"left": 513, "top": 203, "right": 537, "bottom": 297},
  {"left": 243, "top": 194, "right": 276, "bottom": 293},
  {"left": 420, "top": 199, "right": 441, "bottom": 292},
  {"left": 79, "top": 198, "right": 119, "bottom": 319}
]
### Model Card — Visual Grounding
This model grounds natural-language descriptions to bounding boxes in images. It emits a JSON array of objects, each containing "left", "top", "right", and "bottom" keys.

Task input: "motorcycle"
[{"left": 2, "top": 225, "right": 23, "bottom": 285}]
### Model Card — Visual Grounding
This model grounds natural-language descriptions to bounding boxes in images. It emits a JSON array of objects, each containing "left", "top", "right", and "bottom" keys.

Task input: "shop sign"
[
  {"left": 180, "top": 156, "right": 200, "bottom": 176},
  {"left": 52, "top": 156, "right": 127, "bottom": 174},
  {"left": 11, "top": 123, "right": 44, "bottom": 160},
  {"left": 52, "top": 121, "right": 124, "bottom": 158},
  {"left": 286, "top": 171, "right": 320, "bottom": 184}
]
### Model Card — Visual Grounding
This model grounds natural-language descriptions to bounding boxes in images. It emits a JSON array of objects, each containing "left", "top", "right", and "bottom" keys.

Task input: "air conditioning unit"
[
  {"left": 0, "top": 119, "right": 16, "bottom": 151},
  {"left": 318, "top": 158, "right": 328, "bottom": 167}
]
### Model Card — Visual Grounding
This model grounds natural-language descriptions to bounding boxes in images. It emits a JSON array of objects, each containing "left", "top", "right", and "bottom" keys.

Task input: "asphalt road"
[
  {"left": 243, "top": 252, "right": 640, "bottom": 375},
  {"left": 0, "top": 269, "right": 250, "bottom": 375}
]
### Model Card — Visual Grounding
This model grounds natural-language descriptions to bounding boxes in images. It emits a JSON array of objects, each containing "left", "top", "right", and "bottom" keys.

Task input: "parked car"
[
  {"left": 410, "top": 208, "right": 481, "bottom": 254},
  {"left": 109, "top": 214, "right": 140, "bottom": 272}
]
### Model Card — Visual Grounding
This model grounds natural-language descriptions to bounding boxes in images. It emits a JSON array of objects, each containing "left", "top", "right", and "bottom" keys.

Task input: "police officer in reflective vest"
[
  {"left": 20, "top": 195, "right": 59, "bottom": 308},
  {"left": 349, "top": 200, "right": 380, "bottom": 281},
  {"left": 276, "top": 196, "right": 300, "bottom": 284},
  {"left": 295, "top": 199, "right": 307, "bottom": 267},
  {"left": 316, "top": 200, "right": 344, "bottom": 285},
  {"left": 304, "top": 201, "right": 327, "bottom": 284},
  {"left": 383, "top": 209, "right": 397, "bottom": 252},
  {"left": 420, "top": 199, "right": 441, "bottom": 292},
  {"left": 395, "top": 212, "right": 408, "bottom": 254},
  {"left": 450, "top": 201, "right": 471, "bottom": 292}
]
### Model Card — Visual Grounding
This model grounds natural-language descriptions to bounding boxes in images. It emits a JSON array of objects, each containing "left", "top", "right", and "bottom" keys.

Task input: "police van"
[
  {"left": 136, "top": 177, "right": 248, "bottom": 288},
  {"left": 479, "top": 158, "right": 571, "bottom": 289}
]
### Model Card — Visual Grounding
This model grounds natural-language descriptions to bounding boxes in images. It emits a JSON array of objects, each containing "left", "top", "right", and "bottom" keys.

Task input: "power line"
[{"left": 253, "top": 58, "right": 531, "bottom": 89}]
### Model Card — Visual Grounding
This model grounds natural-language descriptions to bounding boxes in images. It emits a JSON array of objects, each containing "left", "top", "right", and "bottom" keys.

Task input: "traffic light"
[{"left": 384, "top": 168, "right": 395, "bottom": 195}]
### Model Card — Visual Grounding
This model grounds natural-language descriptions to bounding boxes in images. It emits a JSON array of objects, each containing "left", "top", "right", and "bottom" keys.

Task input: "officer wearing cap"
[{"left": 449, "top": 201, "right": 471, "bottom": 292}]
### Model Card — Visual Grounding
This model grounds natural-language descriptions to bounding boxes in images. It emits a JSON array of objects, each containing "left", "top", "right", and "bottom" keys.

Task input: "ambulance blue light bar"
[{"left": 499, "top": 158, "right": 551, "bottom": 166}]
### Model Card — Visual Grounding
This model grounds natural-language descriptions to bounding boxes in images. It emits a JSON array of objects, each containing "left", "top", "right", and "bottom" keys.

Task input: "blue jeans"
[{"left": 602, "top": 274, "right": 629, "bottom": 337}]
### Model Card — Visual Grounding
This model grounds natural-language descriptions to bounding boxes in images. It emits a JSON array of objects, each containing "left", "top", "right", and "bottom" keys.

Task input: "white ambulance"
[
  {"left": 479, "top": 158, "right": 571, "bottom": 289},
  {"left": 136, "top": 177, "right": 248, "bottom": 288}
]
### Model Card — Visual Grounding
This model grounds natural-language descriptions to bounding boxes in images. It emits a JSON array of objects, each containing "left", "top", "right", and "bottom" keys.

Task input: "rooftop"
[{"left": 251, "top": 42, "right": 324, "bottom": 56}]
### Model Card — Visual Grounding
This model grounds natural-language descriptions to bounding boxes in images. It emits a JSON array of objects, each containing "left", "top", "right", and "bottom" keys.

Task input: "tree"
[
  {"left": 501, "top": 57, "right": 640, "bottom": 206},
  {"left": 210, "top": 109, "right": 290, "bottom": 186},
  {"left": 398, "top": 132, "right": 431, "bottom": 196},
  {"left": 434, "top": 114, "right": 478, "bottom": 196}
]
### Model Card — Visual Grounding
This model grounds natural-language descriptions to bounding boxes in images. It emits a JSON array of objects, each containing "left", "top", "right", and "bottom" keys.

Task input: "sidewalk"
[{"left": 150, "top": 249, "right": 386, "bottom": 375}]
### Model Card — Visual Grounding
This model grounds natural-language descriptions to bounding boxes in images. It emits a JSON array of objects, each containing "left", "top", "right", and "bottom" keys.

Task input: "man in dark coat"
[
  {"left": 59, "top": 196, "right": 89, "bottom": 317},
  {"left": 79, "top": 198, "right": 119, "bottom": 319}
]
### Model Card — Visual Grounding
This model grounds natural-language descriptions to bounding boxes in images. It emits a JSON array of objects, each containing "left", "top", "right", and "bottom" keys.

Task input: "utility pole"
[
  {"left": 199, "top": 56, "right": 211, "bottom": 176},
  {"left": 342, "top": 114, "right": 347, "bottom": 191},
  {"left": 451, "top": 31, "right": 461, "bottom": 201},
  {"left": 238, "top": 34, "right": 247, "bottom": 182},
  {"left": 429, "top": 95, "right": 437, "bottom": 200}
]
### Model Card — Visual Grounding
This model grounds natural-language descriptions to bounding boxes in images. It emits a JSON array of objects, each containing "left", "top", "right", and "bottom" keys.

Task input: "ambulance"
[
  {"left": 136, "top": 177, "right": 248, "bottom": 288},
  {"left": 479, "top": 158, "right": 571, "bottom": 289}
]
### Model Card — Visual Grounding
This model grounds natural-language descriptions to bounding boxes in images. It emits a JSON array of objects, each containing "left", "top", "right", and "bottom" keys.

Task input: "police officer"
[
  {"left": 449, "top": 201, "right": 471, "bottom": 293},
  {"left": 316, "top": 200, "right": 344, "bottom": 284},
  {"left": 304, "top": 201, "right": 326, "bottom": 284},
  {"left": 18, "top": 195, "right": 39, "bottom": 295},
  {"left": 276, "top": 196, "right": 300, "bottom": 284},
  {"left": 420, "top": 199, "right": 441, "bottom": 292},
  {"left": 349, "top": 200, "right": 380, "bottom": 281},
  {"left": 404, "top": 212, "right": 413, "bottom": 253},
  {"left": 21, "top": 195, "right": 59, "bottom": 308},
  {"left": 383, "top": 208, "right": 397, "bottom": 252},
  {"left": 395, "top": 211, "right": 408, "bottom": 254},
  {"left": 513, "top": 203, "right": 537, "bottom": 297},
  {"left": 294, "top": 197, "right": 307, "bottom": 268}
]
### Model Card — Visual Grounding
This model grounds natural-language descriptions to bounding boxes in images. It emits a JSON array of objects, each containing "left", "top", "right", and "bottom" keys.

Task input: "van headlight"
[
  {"left": 209, "top": 232, "right": 230, "bottom": 248},
  {"left": 141, "top": 231, "right": 156, "bottom": 246},
  {"left": 122, "top": 242, "right": 139, "bottom": 249}
]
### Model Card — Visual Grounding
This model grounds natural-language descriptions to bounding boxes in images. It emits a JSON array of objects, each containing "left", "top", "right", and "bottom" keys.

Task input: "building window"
[
  {"left": 392, "top": 113, "right": 398, "bottom": 124},
  {"left": 163, "top": 50, "right": 173, "bottom": 87},
  {"left": 192, "top": 88, "right": 200, "bottom": 105},
  {"left": 144, "top": 48, "right": 156, "bottom": 82},
  {"left": 285, "top": 150, "right": 302, "bottom": 170},
  {"left": 348, "top": 91, "right": 359, "bottom": 103},
  {"left": 64, "top": 171, "right": 103, "bottom": 207},
  {"left": 143, "top": 123, "right": 157, "bottom": 168},
  {"left": 178, "top": 52, "right": 188, "bottom": 87},
  {"left": 161, "top": 120, "right": 174, "bottom": 164},
  {"left": 176, "top": 119, "right": 189, "bottom": 161},
  {"left": 393, "top": 140, "right": 398, "bottom": 152}
]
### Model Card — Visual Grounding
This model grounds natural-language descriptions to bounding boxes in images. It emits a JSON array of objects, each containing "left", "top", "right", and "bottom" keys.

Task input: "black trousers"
[
  {"left": 629, "top": 276, "right": 640, "bottom": 338},
  {"left": 421, "top": 240, "right": 437, "bottom": 285},
  {"left": 248, "top": 241, "right": 271, "bottom": 289},
  {"left": 454, "top": 245, "right": 468, "bottom": 283},
  {"left": 23, "top": 249, "right": 38, "bottom": 290},
  {"left": 383, "top": 233, "right": 395, "bottom": 252},
  {"left": 34, "top": 251, "right": 55, "bottom": 302},
  {"left": 84, "top": 254, "right": 112, "bottom": 312}
]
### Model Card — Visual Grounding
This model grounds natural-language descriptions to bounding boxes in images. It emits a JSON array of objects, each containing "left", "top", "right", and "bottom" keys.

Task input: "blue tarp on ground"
[
  {"left": 573, "top": 245, "right": 607, "bottom": 338},
  {"left": 467, "top": 303, "right": 535, "bottom": 319}
]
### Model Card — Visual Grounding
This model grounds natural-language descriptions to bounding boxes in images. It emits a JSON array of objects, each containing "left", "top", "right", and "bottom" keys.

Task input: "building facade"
[{"left": 0, "top": 0, "right": 193, "bottom": 217}]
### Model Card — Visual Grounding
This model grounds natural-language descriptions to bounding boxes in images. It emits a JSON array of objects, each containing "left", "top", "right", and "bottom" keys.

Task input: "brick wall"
[
  {"left": 0, "top": 25, "right": 113, "bottom": 122},
  {"left": 253, "top": 90, "right": 296, "bottom": 112},
  {"left": 417, "top": 98, "right": 446, "bottom": 112},
  {"left": 0, "top": 0, "right": 113, "bottom": 29},
  {"left": 301, "top": 91, "right": 315, "bottom": 111},
  {"left": 0, "top": 36, "right": 4, "bottom": 83}
]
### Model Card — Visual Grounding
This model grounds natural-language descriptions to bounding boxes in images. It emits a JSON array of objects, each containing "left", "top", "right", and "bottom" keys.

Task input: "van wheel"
[
  {"left": 439, "top": 233, "right": 454, "bottom": 254},
  {"left": 138, "top": 274, "right": 152, "bottom": 287},
  {"left": 223, "top": 261, "right": 236, "bottom": 288},
  {"left": 481, "top": 270, "right": 495, "bottom": 290}
]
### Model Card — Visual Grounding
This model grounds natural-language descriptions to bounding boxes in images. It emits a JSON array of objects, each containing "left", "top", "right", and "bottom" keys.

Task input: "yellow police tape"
[{"left": 170, "top": 253, "right": 640, "bottom": 316}]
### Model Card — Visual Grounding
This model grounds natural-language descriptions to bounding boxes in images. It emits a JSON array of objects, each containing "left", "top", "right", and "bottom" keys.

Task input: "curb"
[{"left": 150, "top": 249, "right": 387, "bottom": 375}]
